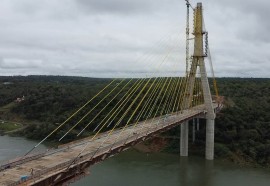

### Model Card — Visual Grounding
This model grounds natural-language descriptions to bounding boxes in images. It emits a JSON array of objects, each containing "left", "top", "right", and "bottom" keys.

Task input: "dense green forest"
[
  {"left": 0, "top": 76, "right": 269, "bottom": 166},
  {"left": 165, "top": 78, "right": 270, "bottom": 167},
  {"left": 215, "top": 78, "right": 270, "bottom": 165}
]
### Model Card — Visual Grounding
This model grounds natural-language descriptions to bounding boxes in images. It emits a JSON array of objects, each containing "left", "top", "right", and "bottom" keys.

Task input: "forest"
[
  {"left": 165, "top": 78, "right": 270, "bottom": 166},
  {"left": 0, "top": 76, "right": 269, "bottom": 166}
]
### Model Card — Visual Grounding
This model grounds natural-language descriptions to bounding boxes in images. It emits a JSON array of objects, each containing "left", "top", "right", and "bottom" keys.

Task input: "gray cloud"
[
  {"left": 0, "top": 0, "right": 269, "bottom": 78},
  {"left": 76, "top": 0, "right": 154, "bottom": 14},
  {"left": 208, "top": 0, "right": 270, "bottom": 43},
  {"left": 0, "top": 58, "right": 43, "bottom": 69}
]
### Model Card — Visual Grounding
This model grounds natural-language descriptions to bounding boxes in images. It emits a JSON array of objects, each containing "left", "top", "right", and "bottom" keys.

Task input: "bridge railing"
[{"left": 0, "top": 151, "right": 46, "bottom": 172}]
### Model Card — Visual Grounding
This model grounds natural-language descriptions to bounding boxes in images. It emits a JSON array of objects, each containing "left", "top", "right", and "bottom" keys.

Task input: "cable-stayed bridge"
[{"left": 0, "top": 2, "right": 223, "bottom": 186}]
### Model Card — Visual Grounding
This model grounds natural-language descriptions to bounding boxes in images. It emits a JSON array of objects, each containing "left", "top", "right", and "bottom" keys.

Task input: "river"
[{"left": 1, "top": 135, "right": 269, "bottom": 186}]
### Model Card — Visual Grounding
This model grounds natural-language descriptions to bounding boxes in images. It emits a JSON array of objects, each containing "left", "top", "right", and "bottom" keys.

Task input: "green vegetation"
[
  {"left": 215, "top": 78, "right": 270, "bottom": 166},
  {"left": 0, "top": 121, "right": 21, "bottom": 132},
  {"left": 0, "top": 76, "right": 269, "bottom": 167},
  {"left": 0, "top": 76, "right": 114, "bottom": 142},
  {"left": 165, "top": 78, "right": 270, "bottom": 167},
  {"left": 0, "top": 102, "right": 16, "bottom": 112},
  {"left": 0, "top": 76, "right": 190, "bottom": 143}
]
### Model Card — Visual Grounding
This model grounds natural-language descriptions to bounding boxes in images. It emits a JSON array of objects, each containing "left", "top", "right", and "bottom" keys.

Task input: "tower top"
[{"left": 197, "top": 2, "right": 202, "bottom": 7}]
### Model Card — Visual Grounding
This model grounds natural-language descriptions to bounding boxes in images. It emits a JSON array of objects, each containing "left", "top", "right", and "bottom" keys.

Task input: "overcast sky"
[{"left": 0, "top": 0, "right": 269, "bottom": 78}]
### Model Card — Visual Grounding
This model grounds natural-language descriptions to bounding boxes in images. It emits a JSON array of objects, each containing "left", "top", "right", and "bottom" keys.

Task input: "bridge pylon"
[{"left": 180, "top": 2, "right": 216, "bottom": 160}]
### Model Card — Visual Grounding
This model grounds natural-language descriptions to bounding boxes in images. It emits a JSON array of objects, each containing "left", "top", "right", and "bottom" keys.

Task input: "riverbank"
[
  {"left": 133, "top": 137, "right": 168, "bottom": 153},
  {"left": 0, "top": 120, "right": 26, "bottom": 135}
]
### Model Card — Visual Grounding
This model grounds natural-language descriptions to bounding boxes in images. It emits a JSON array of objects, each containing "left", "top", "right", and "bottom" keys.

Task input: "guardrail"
[{"left": 0, "top": 152, "right": 46, "bottom": 172}]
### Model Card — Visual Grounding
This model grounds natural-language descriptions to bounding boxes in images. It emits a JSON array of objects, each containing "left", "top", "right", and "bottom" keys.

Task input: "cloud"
[
  {"left": 0, "top": 58, "right": 43, "bottom": 69},
  {"left": 75, "top": 0, "right": 154, "bottom": 15},
  {"left": 0, "top": 0, "right": 269, "bottom": 78}
]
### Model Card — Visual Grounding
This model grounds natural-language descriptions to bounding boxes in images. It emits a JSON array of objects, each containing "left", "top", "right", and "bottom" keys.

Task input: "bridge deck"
[{"left": 0, "top": 104, "right": 212, "bottom": 186}]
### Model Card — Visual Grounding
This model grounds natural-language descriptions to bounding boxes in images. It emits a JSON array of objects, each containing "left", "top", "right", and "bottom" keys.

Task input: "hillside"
[{"left": 216, "top": 78, "right": 270, "bottom": 165}]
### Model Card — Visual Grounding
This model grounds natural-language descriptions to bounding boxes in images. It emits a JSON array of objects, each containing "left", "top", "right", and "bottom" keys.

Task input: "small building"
[{"left": 3, "top": 82, "right": 13, "bottom": 85}]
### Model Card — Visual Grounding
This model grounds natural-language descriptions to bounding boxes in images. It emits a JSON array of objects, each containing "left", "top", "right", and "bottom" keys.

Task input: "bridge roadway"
[{"left": 0, "top": 104, "right": 215, "bottom": 186}]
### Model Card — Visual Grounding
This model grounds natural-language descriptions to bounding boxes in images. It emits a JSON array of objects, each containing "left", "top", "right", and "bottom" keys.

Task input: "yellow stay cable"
[
  {"left": 153, "top": 77, "right": 173, "bottom": 118},
  {"left": 165, "top": 77, "right": 179, "bottom": 114},
  {"left": 164, "top": 77, "right": 180, "bottom": 115},
  {"left": 24, "top": 79, "right": 116, "bottom": 156},
  {"left": 134, "top": 77, "right": 164, "bottom": 122},
  {"left": 126, "top": 77, "right": 165, "bottom": 136},
  {"left": 59, "top": 79, "right": 126, "bottom": 141},
  {"left": 128, "top": 58, "right": 187, "bottom": 140},
  {"left": 161, "top": 56, "right": 184, "bottom": 115},
  {"left": 70, "top": 36, "right": 185, "bottom": 163},
  {"left": 54, "top": 32, "right": 177, "bottom": 145},
  {"left": 74, "top": 78, "right": 134, "bottom": 136},
  {"left": 133, "top": 78, "right": 167, "bottom": 138},
  {"left": 60, "top": 79, "right": 135, "bottom": 140},
  {"left": 177, "top": 76, "right": 187, "bottom": 112},
  {"left": 93, "top": 77, "right": 156, "bottom": 149},
  {"left": 173, "top": 77, "right": 184, "bottom": 112},
  {"left": 93, "top": 50, "right": 175, "bottom": 150},
  {"left": 86, "top": 42, "right": 177, "bottom": 142},
  {"left": 76, "top": 37, "right": 178, "bottom": 137},
  {"left": 99, "top": 78, "right": 146, "bottom": 129},
  {"left": 79, "top": 78, "right": 145, "bottom": 136},
  {"left": 162, "top": 77, "right": 177, "bottom": 115},
  {"left": 90, "top": 78, "right": 167, "bottom": 158},
  {"left": 168, "top": 76, "right": 181, "bottom": 113},
  {"left": 145, "top": 77, "right": 169, "bottom": 120}
]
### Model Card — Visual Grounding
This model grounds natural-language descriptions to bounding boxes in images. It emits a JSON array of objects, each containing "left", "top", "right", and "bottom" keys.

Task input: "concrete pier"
[
  {"left": 197, "top": 118, "right": 200, "bottom": 131},
  {"left": 180, "top": 121, "right": 189, "bottom": 156},
  {"left": 192, "top": 118, "right": 195, "bottom": 143},
  {"left": 205, "top": 119, "right": 215, "bottom": 160}
]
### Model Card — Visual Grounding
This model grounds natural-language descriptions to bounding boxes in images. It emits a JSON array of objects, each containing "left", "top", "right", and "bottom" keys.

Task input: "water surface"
[
  {"left": 72, "top": 150, "right": 270, "bottom": 186},
  {"left": 0, "top": 135, "right": 46, "bottom": 162},
  {"left": 0, "top": 135, "right": 269, "bottom": 186}
]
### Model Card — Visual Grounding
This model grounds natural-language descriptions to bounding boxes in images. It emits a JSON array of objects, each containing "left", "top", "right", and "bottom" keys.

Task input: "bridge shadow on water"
[
  {"left": 72, "top": 149, "right": 213, "bottom": 186},
  {"left": 71, "top": 149, "right": 270, "bottom": 186}
]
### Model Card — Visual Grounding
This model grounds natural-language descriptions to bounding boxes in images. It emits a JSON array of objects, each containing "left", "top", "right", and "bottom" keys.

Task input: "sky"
[{"left": 0, "top": 0, "right": 269, "bottom": 78}]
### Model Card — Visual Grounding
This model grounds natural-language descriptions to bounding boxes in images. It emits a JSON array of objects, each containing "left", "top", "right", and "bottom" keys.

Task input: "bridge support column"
[
  {"left": 192, "top": 118, "right": 195, "bottom": 143},
  {"left": 205, "top": 119, "right": 215, "bottom": 160},
  {"left": 180, "top": 121, "right": 189, "bottom": 156}
]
